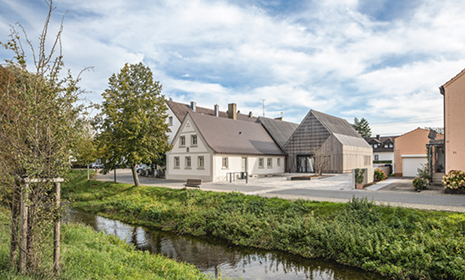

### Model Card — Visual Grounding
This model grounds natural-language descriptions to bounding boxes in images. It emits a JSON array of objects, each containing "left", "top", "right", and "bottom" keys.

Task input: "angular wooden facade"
[{"left": 283, "top": 110, "right": 372, "bottom": 173}]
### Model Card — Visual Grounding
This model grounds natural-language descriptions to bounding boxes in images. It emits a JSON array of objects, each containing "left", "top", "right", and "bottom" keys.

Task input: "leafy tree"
[
  {"left": 352, "top": 117, "right": 372, "bottom": 138},
  {"left": 0, "top": 1, "right": 84, "bottom": 274},
  {"left": 73, "top": 119, "right": 99, "bottom": 180},
  {"left": 96, "top": 62, "right": 171, "bottom": 187}
]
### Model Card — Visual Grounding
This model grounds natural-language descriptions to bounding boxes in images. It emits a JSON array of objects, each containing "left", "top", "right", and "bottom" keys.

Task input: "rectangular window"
[
  {"left": 169, "top": 116, "right": 173, "bottom": 126},
  {"left": 267, "top": 158, "right": 272, "bottom": 168},
  {"left": 180, "top": 136, "right": 186, "bottom": 147},
  {"left": 185, "top": 156, "right": 191, "bottom": 168},
  {"left": 259, "top": 158, "right": 264, "bottom": 169},
  {"left": 222, "top": 157, "right": 228, "bottom": 168},
  {"left": 277, "top": 158, "right": 281, "bottom": 166},
  {"left": 374, "top": 155, "right": 379, "bottom": 161},
  {"left": 174, "top": 157, "right": 180, "bottom": 168},
  {"left": 198, "top": 156, "right": 204, "bottom": 169},
  {"left": 191, "top": 135, "right": 198, "bottom": 146}
]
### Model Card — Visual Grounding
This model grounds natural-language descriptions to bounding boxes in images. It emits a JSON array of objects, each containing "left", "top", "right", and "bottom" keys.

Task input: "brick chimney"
[{"left": 227, "top": 103, "right": 237, "bottom": 120}]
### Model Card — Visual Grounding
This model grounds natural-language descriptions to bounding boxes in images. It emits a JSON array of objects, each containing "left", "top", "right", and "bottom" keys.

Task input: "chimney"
[
  {"left": 376, "top": 134, "right": 380, "bottom": 140},
  {"left": 169, "top": 96, "right": 172, "bottom": 101},
  {"left": 248, "top": 111, "right": 253, "bottom": 119},
  {"left": 274, "top": 117, "right": 283, "bottom": 121},
  {"left": 214, "top": 104, "right": 219, "bottom": 117},
  {"left": 227, "top": 103, "right": 237, "bottom": 120},
  {"left": 190, "top": 101, "right": 196, "bottom": 112}
]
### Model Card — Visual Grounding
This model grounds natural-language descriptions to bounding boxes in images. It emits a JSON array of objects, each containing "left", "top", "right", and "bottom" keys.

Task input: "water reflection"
[{"left": 63, "top": 208, "right": 385, "bottom": 280}]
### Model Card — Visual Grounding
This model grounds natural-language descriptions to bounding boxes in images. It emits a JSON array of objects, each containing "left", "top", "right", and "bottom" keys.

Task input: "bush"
[
  {"left": 442, "top": 170, "right": 465, "bottom": 190},
  {"left": 374, "top": 169, "right": 386, "bottom": 181},
  {"left": 412, "top": 177, "right": 429, "bottom": 191}
]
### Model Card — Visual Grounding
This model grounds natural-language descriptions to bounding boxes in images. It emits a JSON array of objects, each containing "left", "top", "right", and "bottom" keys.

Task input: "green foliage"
[
  {"left": 96, "top": 62, "right": 171, "bottom": 186},
  {"left": 413, "top": 164, "right": 431, "bottom": 190},
  {"left": 374, "top": 169, "right": 386, "bottom": 182},
  {"left": 62, "top": 170, "right": 465, "bottom": 280},
  {"left": 352, "top": 117, "right": 372, "bottom": 138},
  {"left": 442, "top": 170, "right": 465, "bottom": 190},
  {"left": 0, "top": 206, "right": 216, "bottom": 279},
  {"left": 355, "top": 168, "right": 365, "bottom": 184}
]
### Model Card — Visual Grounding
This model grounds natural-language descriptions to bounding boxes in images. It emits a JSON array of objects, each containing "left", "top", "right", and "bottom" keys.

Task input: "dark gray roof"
[
  {"left": 311, "top": 110, "right": 361, "bottom": 138},
  {"left": 167, "top": 101, "right": 256, "bottom": 122},
  {"left": 189, "top": 112, "right": 285, "bottom": 155},
  {"left": 255, "top": 117, "right": 299, "bottom": 149}
]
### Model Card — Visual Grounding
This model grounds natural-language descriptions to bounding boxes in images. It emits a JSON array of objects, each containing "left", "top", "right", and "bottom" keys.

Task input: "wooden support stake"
[
  {"left": 53, "top": 179, "right": 63, "bottom": 274},
  {"left": 19, "top": 183, "right": 28, "bottom": 274}
]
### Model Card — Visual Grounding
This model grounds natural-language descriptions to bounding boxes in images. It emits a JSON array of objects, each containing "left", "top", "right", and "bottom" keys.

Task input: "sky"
[{"left": 1, "top": 0, "right": 464, "bottom": 136}]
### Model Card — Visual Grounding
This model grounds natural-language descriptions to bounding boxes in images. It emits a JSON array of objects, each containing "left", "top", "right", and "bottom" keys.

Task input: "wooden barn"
[{"left": 283, "top": 110, "right": 372, "bottom": 173}]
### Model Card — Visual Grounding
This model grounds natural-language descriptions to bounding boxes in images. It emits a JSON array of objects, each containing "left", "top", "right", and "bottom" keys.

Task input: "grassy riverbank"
[
  {"left": 64, "top": 170, "right": 465, "bottom": 280},
  {"left": 0, "top": 195, "right": 215, "bottom": 278}
]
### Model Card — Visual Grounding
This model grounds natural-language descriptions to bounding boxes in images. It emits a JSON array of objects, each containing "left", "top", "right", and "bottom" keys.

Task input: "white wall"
[
  {"left": 166, "top": 106, "right": 182, "bottom": 145},
  {"left": 212, "top": 154, "right": 285, "bottom": 182},
  {"left": 373, "top": 151, "right": 394, "bottom": 162}
]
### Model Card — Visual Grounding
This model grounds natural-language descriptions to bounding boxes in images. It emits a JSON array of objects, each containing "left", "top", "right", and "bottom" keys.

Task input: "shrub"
[
  {"left": 442, "top": 170, "right": 465, "bottom": 190},
  {"left": 374, "top": 169, "right": 386, "bottom": 181},
  {"left": 412, "top": 177, "right": 429, "bottom": 191}
]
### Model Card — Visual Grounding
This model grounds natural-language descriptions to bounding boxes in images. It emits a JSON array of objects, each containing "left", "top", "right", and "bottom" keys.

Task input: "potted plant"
[{"left": 355, "top": 168, "right": 365, "bottom": 189}]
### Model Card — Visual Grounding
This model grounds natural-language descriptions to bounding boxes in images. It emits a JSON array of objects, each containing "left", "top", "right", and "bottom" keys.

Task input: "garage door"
[{"left": 402, "top": 155, "right": 427, "bottom": 177}]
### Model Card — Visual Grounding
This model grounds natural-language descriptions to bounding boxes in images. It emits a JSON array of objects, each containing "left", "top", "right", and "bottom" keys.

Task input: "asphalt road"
[{"left": 96, "top": 169, "right": 465, "bottom": 212}]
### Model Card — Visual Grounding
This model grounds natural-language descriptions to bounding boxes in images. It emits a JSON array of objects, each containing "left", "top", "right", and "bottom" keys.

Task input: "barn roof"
[{"left": 255, "top": 117, "right": 299, "bottom": 149}]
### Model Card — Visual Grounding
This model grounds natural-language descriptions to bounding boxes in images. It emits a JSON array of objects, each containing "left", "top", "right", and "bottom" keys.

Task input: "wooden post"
[
  {"left": 19, "top": 183, "right": 28, "bottom": 274},
  {"left": 53, "top": 179, "right": 62, "bottom": 274}
]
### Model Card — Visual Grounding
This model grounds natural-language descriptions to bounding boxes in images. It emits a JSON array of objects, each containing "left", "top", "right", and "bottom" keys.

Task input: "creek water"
[{"left": 63, "top": 208, "right": 386, "bottom": 280}]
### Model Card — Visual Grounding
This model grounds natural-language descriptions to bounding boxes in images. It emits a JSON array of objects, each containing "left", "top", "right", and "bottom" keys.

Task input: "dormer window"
[
  {"left": 373, "top": 144, "right": 378, "bottom": 149},
  {"left": 384, "top": 144, "right": 388, "bottom": 148},
  {"left": 389, "top": 143, "right": 393, "bottom": 148}
]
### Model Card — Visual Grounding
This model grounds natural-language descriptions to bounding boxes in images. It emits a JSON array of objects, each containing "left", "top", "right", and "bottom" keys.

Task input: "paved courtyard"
[{"left": 96, "top": 169, "right": 465, "bottom": 212}]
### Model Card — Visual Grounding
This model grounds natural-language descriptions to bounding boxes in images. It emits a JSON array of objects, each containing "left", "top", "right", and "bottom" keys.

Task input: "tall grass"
[
  {"left": 64, "top": 170, "right": 465, "bottom": 280},
  {"left": 0, "top": 196, "right": 217, "bottom": 279}
]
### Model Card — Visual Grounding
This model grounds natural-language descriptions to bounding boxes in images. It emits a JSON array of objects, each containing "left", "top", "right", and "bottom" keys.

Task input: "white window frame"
[
  {"left": 258, "top": 158, "right": 264, "bottom": 169},
  {"left": 374, "top": 155, "right": 379, "bottom": 161},
  {"left": 168, "top": 116, "right": 173, "bottom": 126},
  {"left": 267, "top": 158, "right": 272, "bottom": 168},
  {"left": 222, "top": 157, "right": 229, "bottom": 169},
  {"left": 180, "top": 136, "right": 186, "bottom": 147},
  {"left": 185, "top": 156, "right": 191, "bottom": 168},
  {"left": 191, "top": 135, "right": 198, "bottom": 146},
  {"left": 277, "top": 158, "right": 281, "bottom": 166},
  {"left": 174, "top": 157, "right": 180, "bottom": 168},
  {"left": 198, "top": 156, "right": 204, "bottom": 169}
]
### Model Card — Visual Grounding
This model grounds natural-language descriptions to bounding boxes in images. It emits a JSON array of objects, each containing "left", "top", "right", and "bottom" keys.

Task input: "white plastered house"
[{"left": 166, "top": 111, "right": 286, "bottom": 182}]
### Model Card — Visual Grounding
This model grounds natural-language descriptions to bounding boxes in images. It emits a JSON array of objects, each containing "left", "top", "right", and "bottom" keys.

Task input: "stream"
[{"left": 63, "top": 208, "right": 386, "bottom": 280}]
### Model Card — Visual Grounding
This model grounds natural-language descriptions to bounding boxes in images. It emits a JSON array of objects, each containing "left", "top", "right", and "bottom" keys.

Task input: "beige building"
[
  {"left": 394, "top": 128, "right": 437, "bottom": 177},
  {"left": 440, "top": 69, "right": 465, "bottom": 173}
]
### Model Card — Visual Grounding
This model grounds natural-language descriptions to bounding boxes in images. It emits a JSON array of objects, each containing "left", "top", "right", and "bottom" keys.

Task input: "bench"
[{"left": 184, "top": 179, "right": 202, "bottom": 189}]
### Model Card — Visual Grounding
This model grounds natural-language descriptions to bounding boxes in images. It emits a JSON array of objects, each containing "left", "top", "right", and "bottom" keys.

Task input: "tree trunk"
[
  {"left": 87, "top": 163, "right": 90, "bottom": 180},
  {"left": 53, "top": 181, "right": 61, "bottom": 274},
  {"left": 27, "top": 193, "right": 37, "bottom": 271},
  {"left": 10, "top": 181, "right": 21, "bottom": 269},
  {"left": 131, "top": 165, "right": 140, "bottom": 187}
]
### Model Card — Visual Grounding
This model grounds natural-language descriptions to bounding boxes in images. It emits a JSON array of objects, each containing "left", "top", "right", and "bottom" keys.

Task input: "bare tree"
[{"left": 313, "top": 148, "right": 330, "bottom": 176}]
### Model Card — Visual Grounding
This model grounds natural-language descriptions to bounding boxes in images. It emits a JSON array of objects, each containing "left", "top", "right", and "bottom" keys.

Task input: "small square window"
[
  {"left": 191, "top": 135, "right": 198, "bottom": 146},
  {"left": 174, "top": 157, "right": 180, "bottom": 168},
  {"left": 222, "top": 157, "right": 228, "bottom": 168},
  {"left": 258, "top": 158, "right": 264, "bottom": 169},
  {"left": 198, "top": 156, "right": 204, "bottom": 169},
  {"left": 267, "top": 158, "right": 272, "bottom": 168},
  {"left": 389, "top": 143, "right": 393, "bottom": 148},
  {"left": 180, "top": 136, "right": 186, "bottom": 147},
  {"left": 185, "top": 156, "right": 191, "bottom": 168}
]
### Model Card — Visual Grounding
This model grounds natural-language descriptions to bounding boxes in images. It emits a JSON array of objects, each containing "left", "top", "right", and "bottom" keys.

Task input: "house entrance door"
[{"left": 297, "top": 155, "right": 314, "bottom": 173}]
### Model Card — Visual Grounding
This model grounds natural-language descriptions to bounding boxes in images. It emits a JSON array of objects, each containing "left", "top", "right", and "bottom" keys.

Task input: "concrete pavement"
[{"left": 96, "top": 169, "right": 465, "bottom": 212}]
